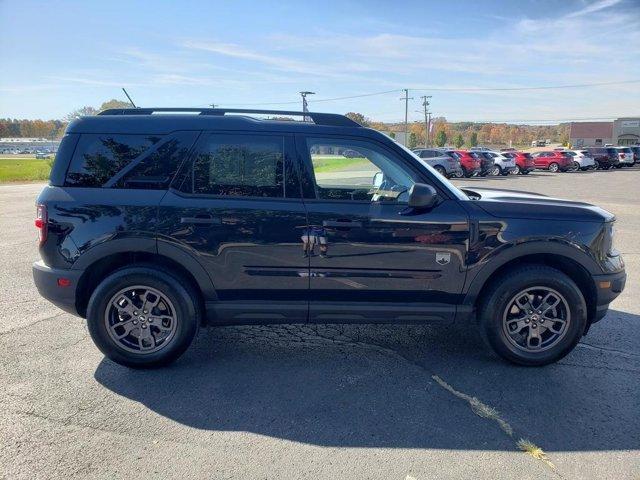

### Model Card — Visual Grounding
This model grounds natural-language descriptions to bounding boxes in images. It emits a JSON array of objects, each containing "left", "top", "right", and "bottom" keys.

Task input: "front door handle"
[
  {"left": 180, "top": 214, "right": 220, "bottom": 225},
  {"left": 322, "top": 220, "right": 363, "bottom": 229}
]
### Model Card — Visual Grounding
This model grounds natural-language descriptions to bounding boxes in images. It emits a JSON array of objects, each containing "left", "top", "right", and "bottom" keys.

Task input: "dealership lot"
[{"left": 1, "top": 170, "right": 639, "bottom": 479}]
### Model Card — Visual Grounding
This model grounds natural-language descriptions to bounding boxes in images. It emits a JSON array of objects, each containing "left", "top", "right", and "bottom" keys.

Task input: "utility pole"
[
  {"left": 400, "top": 89, "right": 413, "bottom": 146},
  {"left": 300, "top": 91, "right": 315, "bottom": 122},
  {"left": 427, "top": 112, "right": 432, "bottom": 147},
  {"left": 209, "top": 103, "right": 217, "bottom": 108},
  {"left": 420, "top": 95, "right": 432, "bottom": 147}
]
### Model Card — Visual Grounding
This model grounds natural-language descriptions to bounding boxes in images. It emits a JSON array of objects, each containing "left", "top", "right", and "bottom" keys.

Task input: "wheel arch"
[
  {"left": 465, "top": 245, "right": 598, "bottom": 324},
  {"left": 74, "top": 243, "right": 216, "bottom": 322}
]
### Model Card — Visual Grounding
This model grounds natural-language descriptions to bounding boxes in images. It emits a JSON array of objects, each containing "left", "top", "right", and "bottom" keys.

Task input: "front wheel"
[
  {"left": 478, "top": 265, "right": 587, "bottom": 366},
  {"left": 548, "top": 162, "right": 559, "bottom": 172},
  {"left": 434, "top": 165, "right": 447, "bottom": 177},
  {"left": 513, "top": 164, "right": 521, "bottom": 175},
  {"left": 86, "top": 266, "right": 200, "bottom": 368}
]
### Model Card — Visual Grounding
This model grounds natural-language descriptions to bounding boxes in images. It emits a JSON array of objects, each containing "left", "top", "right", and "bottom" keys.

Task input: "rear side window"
[
  {"left": 65, "top": 134, "right": 160, "bottom": 187},
  {"left": 181, "top": 134, "right": 285, "bottom": 197}
]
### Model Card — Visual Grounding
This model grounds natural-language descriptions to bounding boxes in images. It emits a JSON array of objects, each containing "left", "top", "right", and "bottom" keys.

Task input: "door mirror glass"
[{"left": 408, "top": 183, "right": 438, "bottom": 209}]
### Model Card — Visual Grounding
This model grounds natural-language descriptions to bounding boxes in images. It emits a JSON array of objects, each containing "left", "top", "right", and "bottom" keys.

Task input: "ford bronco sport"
[{"left": 33, "top": 108, "right": 626, "bottom": 368}]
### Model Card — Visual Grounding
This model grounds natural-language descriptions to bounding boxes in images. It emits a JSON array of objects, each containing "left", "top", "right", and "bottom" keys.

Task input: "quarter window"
[{"left": 65, "top": 134, "right": 161, "bottom": 187}]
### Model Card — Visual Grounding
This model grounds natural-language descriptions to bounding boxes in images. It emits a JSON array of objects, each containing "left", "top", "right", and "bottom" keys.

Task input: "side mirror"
[
  {"left": 407, "top": 183, "right": 438, "bottom": 209},
  {"left": 372, "top": 171, "right": 384, "bottom": 188}
]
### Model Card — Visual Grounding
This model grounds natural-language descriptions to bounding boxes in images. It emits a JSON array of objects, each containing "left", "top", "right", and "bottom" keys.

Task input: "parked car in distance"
[
  {"left": 35, "top": 151, "right": 51, "bottom": 159},
  {"left": 412, "top": 148, "right": 463, "bottom": 178},
  {"left": 615, "top": 147, "right": 635, "bottom": 167},
  {"left": 501, "top": 151, "right": 535, "bottom": 175},
  {"left": 444, "top": 149, "right": 482, "bottom": 177},
  {"left": 477, "top": 150, "right": 516, "bottom": 176},
  {"left": 565, "top": 150, "right": 596, "bottom": 171},
  {"left": 531, "top": 140, "right": 546, "bottom": 147},
  {"left": 531, "top": 151, "right": 573, "bottom": 172},
  {"left": 629, "top": 145, "right": 640, "bottom": 163},
  {"left": 470, "top": 150, "right": 497, "bottom": 176},
  {"left": 33, "top": 107, "right": 626, "bottom": 368},
  {"left": 586, "top": 147, "right": 619, "bottom": 170}
]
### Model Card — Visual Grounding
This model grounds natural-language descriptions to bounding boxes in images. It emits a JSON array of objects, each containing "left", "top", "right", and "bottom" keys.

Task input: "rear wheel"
[
  {"left": 478, "top": 265, "right": 587, "bottom": 366},
  {"left": 87, "top": 266, "right": 200, "bottom": 368},
  {"left": 570, "top": 161, "right": 580, "bottom": 171},
  {"left": 513, "top": 164, "right": 521, "bottom": 175},
  {"left": 434, "top": 165, "right": 447, "bottom": 177},
  {"left": 548, "top": 162, "right": 559, "bottom": 172}
]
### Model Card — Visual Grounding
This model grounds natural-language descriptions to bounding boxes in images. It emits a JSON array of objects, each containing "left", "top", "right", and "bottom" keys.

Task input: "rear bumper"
[
  {"left": 33, "top": 261, "right": 83, "bottom": 316},
  {"left": 592, "top": 270, "right": 626, "bottom": 323}
]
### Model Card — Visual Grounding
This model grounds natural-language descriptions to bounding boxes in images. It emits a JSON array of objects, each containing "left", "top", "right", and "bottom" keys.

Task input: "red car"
[
  {"left": 532, "top": 151, "right": 573, "bottom": 172},
  {"left": 502, "top": 151, "right": 535, "bottom": 175},
  {"left": 445, "top": 150, "right": 481, "bottom": 177}
]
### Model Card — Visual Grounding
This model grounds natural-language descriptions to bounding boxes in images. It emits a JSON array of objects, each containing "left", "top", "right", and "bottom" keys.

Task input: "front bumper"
[
  {"left": 33, "top": 260, "right": 83, "bottom": 316},
  {"left": 592, "top": 270, "right": 626, "bottom": 323}
]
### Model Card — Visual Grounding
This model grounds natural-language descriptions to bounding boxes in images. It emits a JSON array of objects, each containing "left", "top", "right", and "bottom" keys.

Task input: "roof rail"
[{"left": 98, "top": 108, "right": 362, "bottom": 127}]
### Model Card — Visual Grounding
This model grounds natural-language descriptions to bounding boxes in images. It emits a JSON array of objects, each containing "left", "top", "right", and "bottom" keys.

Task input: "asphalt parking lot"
[{"left": 1, "top": 168, "right": 639, "bottom": 480}]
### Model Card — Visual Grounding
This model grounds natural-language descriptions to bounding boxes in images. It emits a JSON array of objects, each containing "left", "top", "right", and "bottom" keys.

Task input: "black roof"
[{"left": 66, "top": 108, "right": 366, "bottom": 136}]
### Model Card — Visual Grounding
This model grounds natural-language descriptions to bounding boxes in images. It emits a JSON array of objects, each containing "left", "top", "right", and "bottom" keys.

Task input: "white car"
[
  {"left": 483, "top": 150, "right": 516, "bottom": 176},
  {"left": 615, "top": 147, "right": 635, "bottom": 167},
  {"left": 565, "top": 150, "right": 596, "bottom": 171}
]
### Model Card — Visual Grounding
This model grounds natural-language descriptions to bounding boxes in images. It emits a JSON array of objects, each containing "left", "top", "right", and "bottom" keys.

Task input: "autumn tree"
[
  {"left": 99, "top": 99, "right": 133, "bottom": 111},
  {"left": 435, "top": 130, "right": 447, "bottom": 147},
  {"left": 65, "top": 106, "right": 98, "bottom": 121},
  {"left": 409, "top": 132, "right": 418, "bottom": 149},
  {"left": 454, "top": 134, "right": 464, "bottom": 148},
  {"left": 344, "top": 112, "right": 370, "bottom": 127},
  {"left": 469, "top": 132, "right": 478, "bottom": 147}
]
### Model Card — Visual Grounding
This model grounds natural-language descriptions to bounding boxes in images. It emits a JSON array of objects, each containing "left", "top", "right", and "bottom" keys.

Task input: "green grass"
[
  {"left": 311, "top": 155, "right": 370, "bottom": 173},
  {"left": 0, "top": 157, "right": 52, "bottom": 183}
]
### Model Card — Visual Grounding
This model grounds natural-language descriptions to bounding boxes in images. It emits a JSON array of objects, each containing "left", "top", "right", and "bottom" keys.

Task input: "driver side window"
[{"left": 306, "top": 138, "right": 417, "bottom": 203}]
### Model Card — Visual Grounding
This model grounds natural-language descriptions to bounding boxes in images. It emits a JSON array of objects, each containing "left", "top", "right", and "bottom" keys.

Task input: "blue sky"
[{"left": 1, "top": 0, "right": 639, "bottom": 123}]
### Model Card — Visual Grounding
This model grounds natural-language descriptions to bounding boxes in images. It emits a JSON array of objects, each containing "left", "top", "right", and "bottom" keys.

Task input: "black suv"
[{"left": 33, "top": 108, "right": 626, "bottom": 368}]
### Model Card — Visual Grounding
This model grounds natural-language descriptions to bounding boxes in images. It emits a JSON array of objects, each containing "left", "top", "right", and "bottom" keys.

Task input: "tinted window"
[
  {"left": 115, "top": 132, "right": 198, "bottom": 189},
  {"left": 185, "top": 134, "right": 285, "bottom": 197},
  {"left": 65, "top": 134, "right": 160, "bottom": 187}
]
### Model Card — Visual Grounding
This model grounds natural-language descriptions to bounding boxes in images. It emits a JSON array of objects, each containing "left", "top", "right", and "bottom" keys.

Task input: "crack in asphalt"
[
  {"left": 0, "top": 311, "right": 66, "bottom": 337},
  {"left": 577, "top": 342, "right": 640, "bottom": 360}
]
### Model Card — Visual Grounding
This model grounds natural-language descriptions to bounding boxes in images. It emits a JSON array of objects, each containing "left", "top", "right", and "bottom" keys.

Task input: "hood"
[{"left": 461, "top": 187, "right": 615, "bottom": 223}]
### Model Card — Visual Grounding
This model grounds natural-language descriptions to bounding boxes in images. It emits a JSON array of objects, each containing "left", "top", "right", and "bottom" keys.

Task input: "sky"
[{"left": 1, "top": 0, "right": 639, "bottom": 123}]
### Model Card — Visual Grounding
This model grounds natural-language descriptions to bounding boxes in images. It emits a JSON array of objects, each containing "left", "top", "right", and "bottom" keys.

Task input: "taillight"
[{"left": 35, "top": 204, "right": 47, "bottom": 245}]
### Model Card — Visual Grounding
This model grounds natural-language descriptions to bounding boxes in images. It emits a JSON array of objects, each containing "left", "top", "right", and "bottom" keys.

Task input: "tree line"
[
  {"left": 345, "top": 112, "right": 570, "bottom": 148},
  {"left": 0, "top": 99, "right": 132, "bottom": 139},
  {"left": 3, "top": 106, "right": 568, "bottom": 148}
]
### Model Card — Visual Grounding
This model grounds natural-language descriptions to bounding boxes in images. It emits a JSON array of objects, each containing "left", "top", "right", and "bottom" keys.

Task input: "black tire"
[
  {"left": 478, "top": 265, "right": 587, "bottom": 366},
  {"left": 521, "top": 170, "right": 530, "bottom": 175},
  {"left": 86, "top": 265, "right": 200, "bottom": 368},
  {"left": 548, "top": 162, "right": 559, "bottom": 172},
  {"left": 434, "top": 165, "right": 446, "bottom": 177}
]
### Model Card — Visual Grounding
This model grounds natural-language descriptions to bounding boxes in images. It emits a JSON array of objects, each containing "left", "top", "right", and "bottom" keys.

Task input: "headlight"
[{"left": 604, "top": 223, "right": 618, "bottom": 256}]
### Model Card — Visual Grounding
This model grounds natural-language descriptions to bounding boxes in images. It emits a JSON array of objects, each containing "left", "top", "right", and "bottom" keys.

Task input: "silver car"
[{"left": 412, "top": 148, "right": 463, "bottom": 178}]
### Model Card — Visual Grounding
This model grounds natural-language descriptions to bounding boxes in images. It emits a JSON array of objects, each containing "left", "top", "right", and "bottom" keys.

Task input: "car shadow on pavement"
[{"left": 94, "top": 309, "right": 640, "bottom": 452}]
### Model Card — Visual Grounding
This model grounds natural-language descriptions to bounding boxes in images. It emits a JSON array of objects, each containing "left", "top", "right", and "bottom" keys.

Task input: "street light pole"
[{"left": 300, "top": 91, "right": 315, "bottom": 122}]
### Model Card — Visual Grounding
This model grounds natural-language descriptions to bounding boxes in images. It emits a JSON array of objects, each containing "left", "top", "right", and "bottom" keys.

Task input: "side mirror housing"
[{"left": 407, "top": 183, "right": 438, "bottom": 209}]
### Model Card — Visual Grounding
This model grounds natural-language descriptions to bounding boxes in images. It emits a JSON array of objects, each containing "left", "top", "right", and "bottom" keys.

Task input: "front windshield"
[{"left": 395, "top": 141, "right": 469, "bottom": 200}]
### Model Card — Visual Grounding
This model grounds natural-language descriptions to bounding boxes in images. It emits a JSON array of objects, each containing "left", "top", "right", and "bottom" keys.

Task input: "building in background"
[
  {"left": 612, "top": 118, "right": 640, "bottom": 146},
  {"left": 569, "top": 122, "right": 613, "bottom": 147},
  {"left": 570, "top": 118, "right": 640, "bottom": 147}
]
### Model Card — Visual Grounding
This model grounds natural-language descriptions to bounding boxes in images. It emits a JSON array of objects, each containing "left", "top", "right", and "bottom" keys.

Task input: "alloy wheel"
[
  {"left": 549, "top": 163, "right": 559, "bottom": 172},
  {"left": 502, "top": 286, "right": 571, "bottom": 352},
  {"left": 104, "top": 285, "right": 178, "bottom": 354}
]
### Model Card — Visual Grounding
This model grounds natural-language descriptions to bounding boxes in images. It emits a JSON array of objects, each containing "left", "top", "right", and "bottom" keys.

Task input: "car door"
[
  {"left": 295, "top": 134, "right": 470, "bottom": 324},
  {"left": 533, "top": 152, "right": 546, "bottom": 168},
  {"left": 158, "top": 131, "right": 310, "bottom": 324}
]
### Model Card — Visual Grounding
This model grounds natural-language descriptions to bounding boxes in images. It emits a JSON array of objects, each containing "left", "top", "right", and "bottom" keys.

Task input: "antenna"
[{"left": 122, "top": 88, "right": 137, "bottom": 108}]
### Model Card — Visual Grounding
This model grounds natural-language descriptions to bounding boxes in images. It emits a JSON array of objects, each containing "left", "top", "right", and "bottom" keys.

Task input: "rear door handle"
[
  {"left": 180, "top": 214, "right": 220, "bottom": 225},
  {"left": 322, "top": 220, "right": 363, "bottom": 229}
]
